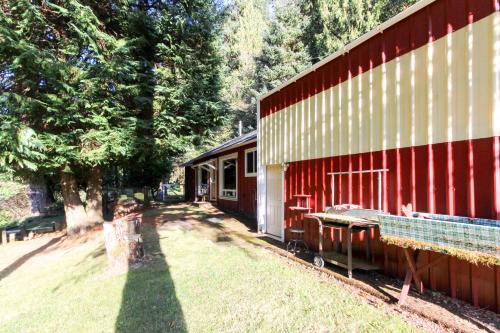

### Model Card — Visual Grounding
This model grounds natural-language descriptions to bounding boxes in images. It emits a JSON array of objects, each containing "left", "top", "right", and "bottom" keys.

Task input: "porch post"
[{"left": 257, "top": 101, "right": 266, "bottom": 233}]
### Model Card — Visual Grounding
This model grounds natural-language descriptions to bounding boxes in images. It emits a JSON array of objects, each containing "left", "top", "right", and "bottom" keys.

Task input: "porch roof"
[{"left": 182, "top": 130, "right": 256, "bottom": 167}]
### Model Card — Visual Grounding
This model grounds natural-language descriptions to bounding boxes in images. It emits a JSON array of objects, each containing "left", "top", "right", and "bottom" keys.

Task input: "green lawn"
[
  {"left": 0, "top": 206, "right": 420, "bottom": 333},
  {"left": 3, "top": 214, "right": 65, "bottom": 230}
]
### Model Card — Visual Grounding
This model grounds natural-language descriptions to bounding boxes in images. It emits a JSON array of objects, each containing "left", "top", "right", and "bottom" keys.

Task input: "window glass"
[
  {"left": 201, "top": 168, "right": 209, "bottom": 185},
  {"left": 223, "top": 159, "right": 236, "bottom": 190},
  {"left": 246, "top": 150, "right": 257, "bottom": 175}
]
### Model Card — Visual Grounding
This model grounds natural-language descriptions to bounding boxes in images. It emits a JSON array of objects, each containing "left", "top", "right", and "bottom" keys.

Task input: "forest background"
[{"left": 0, "top": 0, "right": 415, "bottom": 230}]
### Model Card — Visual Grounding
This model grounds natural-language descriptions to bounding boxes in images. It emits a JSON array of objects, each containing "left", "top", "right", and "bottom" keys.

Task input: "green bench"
[{"left": 1, "top": 215, "right": 64, "bottom": 243}]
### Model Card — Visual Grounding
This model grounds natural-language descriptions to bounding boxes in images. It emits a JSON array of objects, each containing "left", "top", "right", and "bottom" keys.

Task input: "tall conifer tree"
[
  {"left": 0, "top": 0, "right": 138, "bottom": 232},
  {"left": 0, "top": 0, "right": 226, "bottom": 233},
  {"left": 301, "top": 0, "right": 417, "bottom": 62},
  {"left": 255, "top": 0, "right": 311, "bottom": 93},
  {"left": 220, "top": 0, "right": 268, "bottom": 133}
]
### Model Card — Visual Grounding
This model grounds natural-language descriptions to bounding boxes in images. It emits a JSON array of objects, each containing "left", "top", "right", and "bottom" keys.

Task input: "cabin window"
[
  {"left": 245, "top": 148, "right": 257, "bottom": 177},
  {"left": 219, "top": 153, "right": 237, "bottom": 199}
]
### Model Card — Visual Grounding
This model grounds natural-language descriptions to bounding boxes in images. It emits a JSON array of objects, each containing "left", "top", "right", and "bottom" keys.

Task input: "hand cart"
[{"left": 305, "top": 212, "right": 381, "bottom": 278}]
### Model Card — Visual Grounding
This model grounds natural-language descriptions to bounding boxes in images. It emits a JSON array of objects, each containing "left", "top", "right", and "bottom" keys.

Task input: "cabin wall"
[
  {"left": 215, "top": 143, "right": 257, "bottom": 217},
  {"left": 184, "top": 166, "right": 196, "bottom": 202},
  {"left": 184, "top": 142, "right": 257, "bottom": 218},
  {"left": 259, "top": 0, "right": 500, "bottom": 312}
]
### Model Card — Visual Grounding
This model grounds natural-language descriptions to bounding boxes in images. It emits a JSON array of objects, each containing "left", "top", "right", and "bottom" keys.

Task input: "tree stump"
[
  {"left": 103, "top": 218, "right": 144, "bottom": 271},
  {"left": 8, "top": 233, "right": 16, "bottom": 243}
]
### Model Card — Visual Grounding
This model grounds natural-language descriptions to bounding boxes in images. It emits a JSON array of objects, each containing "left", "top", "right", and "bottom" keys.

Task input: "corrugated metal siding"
[
  {"left": 260, "top": 0, "right": 500, "bottom": 119},
  {"left": 260, "top": 10, "right": 500, "bottom": 165},
  {"left": 284, "top": 137, "right": 499, "bottom": 311},
  {"left": 260, "top": 0, "right": 500, "bottom": 312}
]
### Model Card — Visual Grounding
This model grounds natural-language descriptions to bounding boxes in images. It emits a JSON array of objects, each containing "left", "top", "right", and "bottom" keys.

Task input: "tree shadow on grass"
[
  {"left": 115, "top": 222, "right": 186, "bottom": 333},
  {"left": 0, "top": 235, "right": 65, "bottom": 282}
]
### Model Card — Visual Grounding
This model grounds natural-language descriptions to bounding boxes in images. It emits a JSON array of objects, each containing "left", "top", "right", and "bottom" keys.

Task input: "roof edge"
[
  {"left": 181, "top": 131, "right": 257, "bottom": 167},
  {"left": 258, "top": 0, "right": 436, "bottom": 102}
]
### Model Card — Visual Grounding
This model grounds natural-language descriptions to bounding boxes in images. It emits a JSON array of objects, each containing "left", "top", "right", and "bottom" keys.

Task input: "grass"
[
  {"left": 165, "top": 184, "right": 184, "bottom": 196},
  {"left": 3, "top": 215, "right": 65, "bottom": 229},
  {"left": 0, "top": 205, "right": 420, "bottom": 333},
  {"left": 118, "top": 193, "right": 145, "bottom": 202}
]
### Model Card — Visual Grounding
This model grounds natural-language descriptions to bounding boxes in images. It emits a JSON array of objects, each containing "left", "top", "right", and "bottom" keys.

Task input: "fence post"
[{"left": 2, "top": 228, "right": 8, "bottom": 244}]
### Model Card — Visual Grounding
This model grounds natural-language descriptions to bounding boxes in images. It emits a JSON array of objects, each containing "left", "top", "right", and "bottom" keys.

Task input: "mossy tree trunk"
[
  {"left": 86, "top": 166, "right": 104, "bottom": 225},
  {"left": 60, "top": 169, "right": 89, "bottom": 235}
]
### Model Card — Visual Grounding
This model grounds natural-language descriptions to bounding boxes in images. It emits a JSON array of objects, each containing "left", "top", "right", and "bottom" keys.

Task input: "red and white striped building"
[{"left": 257, "top": 0, "right": 500, "bottom": 312}]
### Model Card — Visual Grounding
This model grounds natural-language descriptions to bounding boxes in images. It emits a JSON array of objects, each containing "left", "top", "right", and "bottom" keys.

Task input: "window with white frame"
[
  {"left": 245, "top": 148, "right": 257, "bottom": 177},
  {"left": 219, "top": 154, "right": 237, "bottom": 199}
]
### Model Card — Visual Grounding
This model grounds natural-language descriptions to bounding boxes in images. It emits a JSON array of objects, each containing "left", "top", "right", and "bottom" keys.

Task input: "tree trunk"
[
  {"left": 103, "top": 218, "right": 143, "bottom": 271},
  {"left": 27, "top": 175, "right": 49, "bottom": 216},
  {"left": 86, "top": 166, "right": 104, "bottom": 225},
  {"left": 60, "top": 170, "right": 89, "bottom": 235}
]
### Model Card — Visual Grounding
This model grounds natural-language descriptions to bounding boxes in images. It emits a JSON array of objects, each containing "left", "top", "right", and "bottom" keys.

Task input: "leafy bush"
[
  {"left": 0, "top": 175, "right": 26, "bottom": 201},
  {"left": 0, "top": 210, "right": 11, "bottom": 229},
  {"left": 0, "top": 173, "right": 29, "bottom": 227}
]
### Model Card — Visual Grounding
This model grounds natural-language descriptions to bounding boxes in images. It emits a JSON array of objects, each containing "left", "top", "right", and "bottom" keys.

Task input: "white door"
[{"left": 266, "top": 165, "right": 283, "bottom": 239}]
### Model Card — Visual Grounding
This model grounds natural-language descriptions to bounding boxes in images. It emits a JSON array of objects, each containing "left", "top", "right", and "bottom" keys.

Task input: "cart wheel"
[{"left": 313, "top": 255, "right": 325, "bottom": 268}]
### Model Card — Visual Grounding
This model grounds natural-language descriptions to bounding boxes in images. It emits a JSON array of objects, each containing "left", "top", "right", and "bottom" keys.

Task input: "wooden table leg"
[
  {"left": 403, "top": 248, "right": 424, "bottom": 293},
  {"left": 318, "top": 220, "right": 323, "bottom": 256},
  {"left": 399, "top": 248, "right": 424, "bottom": 305},
  {"left": 347, "top": 225, "right": 352, "bottom": 278},
  {"left": 335, "top": 228, "right": 341, "bottom": 253},
  {"left": 399, "top": 268, "right": 413, "bottom": 304}
]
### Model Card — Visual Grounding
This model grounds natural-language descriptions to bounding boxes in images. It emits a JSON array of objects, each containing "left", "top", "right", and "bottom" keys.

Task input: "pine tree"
[
  {"left": 117, "top": 0, "right": 227, "bottom": 188},
  {"left": 301, "top": 0, "right": 417, "bottom": 63},
  {"left": 219, "top": 0, "right": 269, "bottom": 133},
  {"left": 0, "top": 0, "right": 138, "bottom": 233},
  {"left": 254, "top": 0, "right": 311, "bottom": 94},
  {"left": 0, "top": 0, "right": 226, "bottom": 233}
]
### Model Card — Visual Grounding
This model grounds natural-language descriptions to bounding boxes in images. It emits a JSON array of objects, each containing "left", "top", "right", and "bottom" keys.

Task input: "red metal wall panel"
[
  {"left": 284, "top": 137, "right": 500, "bottom": 312},
  {"left": 218, "top": 145, "right": 257, "bottom": 217},
  {"left": 260, "top": 0, "right": 498, "bottom": 119}
]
